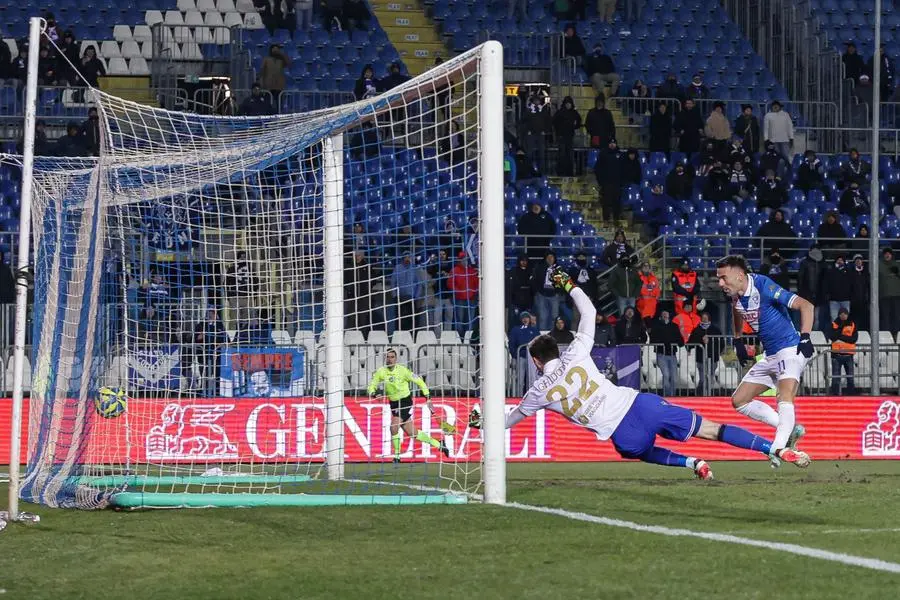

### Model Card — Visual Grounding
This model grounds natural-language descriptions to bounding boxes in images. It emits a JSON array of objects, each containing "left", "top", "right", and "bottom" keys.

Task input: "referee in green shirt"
[{"left": 367, "top": 348, "right": 449, "bottom": 463}]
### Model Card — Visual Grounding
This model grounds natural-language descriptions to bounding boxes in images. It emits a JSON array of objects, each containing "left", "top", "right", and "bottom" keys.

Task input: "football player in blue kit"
[{"left": 716, "top": 255, "right": 814, "bottom": 468}]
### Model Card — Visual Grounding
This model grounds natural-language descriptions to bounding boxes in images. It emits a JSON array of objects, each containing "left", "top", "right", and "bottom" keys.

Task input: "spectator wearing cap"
[
  {"left": 685, "top": 73, "right": 710, "bottom": 100},
  {"left": 671, "top": 257, "right": 698, "bottom": 316},
  {"left": 849, "top": 253, "right": 870, "bottom": 330},
  {"left": 840, "top": 181, "right": 870, "bottom": 219},
  {"left": 615, "top": 305, "right": 646, "bottom": 344},
  {"left": 594, "top": 312, "right": 616, "bottom": 347},
  {"left": 240, "top": 83, "right": 275, "bottom": 116},
  {"left": 602, "top": 230, "right": 635, "bottom": 267},
  {"left": 636, "top": 261, "right": 660, "bottom": 324},
  {"left": 563, "top": 24, "right": 587, "bottom": 67},
  {"left": 868, "top": 44, "right": 895, "bottom": 99},
  {"left": 759, "top": 140, "right": 790, "bottom": 180},
  {"left": 650, "top": 310, "right": 682, "bottom": 396},
  {"left": 763, "top": 100, "right": 794, "bottom": 165},
  {"left": 656, "top": 73, "right": 684, "bottom": 109},
  {"left": 704, "top": 102, "right": 732, "bottom": 151},
  {"left": 584, "top": 45, "right": 620, "bottom": 98},
  {"left": 755, "top": 209, "right": 797, "bottom": 257},
  {"left": 17, "top": 119, "right": 51, "bottom": 156},
  {"left": 665, "top": 162, "right": 694, "bottom": 200},
  {"left": 734, "top": 104, "right": 761, "bottom": 153},
  {"left": 727, "top": 135, "right": 753, "bottom": 177},
  {"left": 829, "top": 307, "right": 858, "bottom": 395},
  {"left": 550, "top": 316, "right": 575, "bottom": 344},
  {"left": 553, "top": 95, "right": 582, "bottom": 176},
  {"left": 620, "top": 147, "right": 642, "bottom": 186},
  {"left": 843, "top": 41, "right": 865, "bottom": 83},
  {"left": 855, "top": 73, "right": 874, "bottom": 109},
  {"left": 517, "top": 202, "right": 557, "bottom": 262},
  {"left": 595, "top": 138, "right": 623, "bottom": 221},
  {"left": 36, "top": 45, "right": 59, "bottom": 86},
  {"left": 672, "top": 98, "right": 704, "bottom": 158},
  {"left": 585, "top": 95, "right": 616, "bottom": 148},
  {"left": 824, "top": 254, "right": 852, "bottom": 321},
  {"left": 609, "top": 254, "right": 642, "bottom": 317},
  {"left": 757, "top": 169, "right": 787, "bottom": 212},
  {"left": 509, "top": 310, "right": 540, "bottom": 394},
  {"left": 521, "top": 93, "right": 552, "bottom": 173},
  {"left": 58, "top": 30, "right": 80, "bottom": 86},
  {"left": 448, "top": 252, "right": 479, "bottom": 335},
  {"left": 260, "top": 44, "right": 291, "bottom": 102},
  {"left": 531, "top": 251, "right": 564, "bottom": 330},
  {"left": 879, "top": 247, "right": 900, "bottom": 332},
  {"left": 507, "top": 254, "right": 535, "bottom": 327}
]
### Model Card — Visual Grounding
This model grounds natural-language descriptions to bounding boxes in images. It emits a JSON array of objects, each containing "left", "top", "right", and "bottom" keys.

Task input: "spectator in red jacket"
[{"left": 449, "top": 252, "right": 479, "bottom": 336}]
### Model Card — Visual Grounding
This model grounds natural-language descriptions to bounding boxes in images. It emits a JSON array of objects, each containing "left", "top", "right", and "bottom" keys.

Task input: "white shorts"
[{"left": 740, "top": 346, "right": 809, "bottom": 389}]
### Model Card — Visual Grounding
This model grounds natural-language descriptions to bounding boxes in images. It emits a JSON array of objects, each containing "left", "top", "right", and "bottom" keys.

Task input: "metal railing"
[
  {"left": 150, "top": 23, "right": 252, "bottom": 92},
  {"left": 722, "top": 0, "right": 843, "bottom": 127}
]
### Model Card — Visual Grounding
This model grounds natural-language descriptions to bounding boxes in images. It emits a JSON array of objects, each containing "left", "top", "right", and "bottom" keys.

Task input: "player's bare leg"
[
  {"left": 401, "top": 418, "right": 450, "bottom": 459},
  {"left": 732, "top": 381, "right": 780, "bottom": 428}
]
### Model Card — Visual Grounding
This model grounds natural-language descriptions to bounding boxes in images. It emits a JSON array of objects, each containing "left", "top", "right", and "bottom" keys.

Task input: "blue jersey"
[{"left": 733, "top": 273, "right": 800, "bottom": 354}]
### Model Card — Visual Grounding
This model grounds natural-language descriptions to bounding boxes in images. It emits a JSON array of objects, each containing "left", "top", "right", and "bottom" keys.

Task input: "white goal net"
[{"left": 10, "top": 41, "right": 505, "bottom": 509}]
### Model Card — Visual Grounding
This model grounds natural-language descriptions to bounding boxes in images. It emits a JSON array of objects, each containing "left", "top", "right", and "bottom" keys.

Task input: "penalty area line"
[{"left": 508, "top": 502, "right": 900, "bottom": 575}]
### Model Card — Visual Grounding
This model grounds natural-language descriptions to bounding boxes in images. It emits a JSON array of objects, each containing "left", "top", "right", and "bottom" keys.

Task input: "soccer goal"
[{"left": 6, "top": 17, "right": 506, "bottom": 512}]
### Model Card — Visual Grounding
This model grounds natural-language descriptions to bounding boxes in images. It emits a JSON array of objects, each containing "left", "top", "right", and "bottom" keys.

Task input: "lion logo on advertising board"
[
  {"left": 146, "top": 403, "right": 239, "bottom": 459},
  {"left": 862, "top": 400, "right": 900, "bottom": 456}
]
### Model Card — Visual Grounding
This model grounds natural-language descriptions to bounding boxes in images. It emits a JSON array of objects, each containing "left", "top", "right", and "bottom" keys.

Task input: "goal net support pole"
[
  {"left": 7, "top": 16, "right": 43, "bottom": 522},
  {"left": 478, "top": 41, "right": 506, "bottom": 505}
]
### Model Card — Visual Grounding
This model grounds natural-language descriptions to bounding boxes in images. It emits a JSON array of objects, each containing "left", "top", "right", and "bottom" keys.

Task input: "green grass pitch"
[{"left": 2, "top": 460, "right": 899, "bottom": 599}]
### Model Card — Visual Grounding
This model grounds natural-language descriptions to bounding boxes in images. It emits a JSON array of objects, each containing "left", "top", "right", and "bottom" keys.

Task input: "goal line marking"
[{"left": 508, "top": 502, "right": 900, "bottom": 575}]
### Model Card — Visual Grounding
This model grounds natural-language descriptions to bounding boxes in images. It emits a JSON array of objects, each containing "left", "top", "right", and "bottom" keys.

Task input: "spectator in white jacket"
[{"left": 763, "top": 100, "right": 794, "bottom": 167}]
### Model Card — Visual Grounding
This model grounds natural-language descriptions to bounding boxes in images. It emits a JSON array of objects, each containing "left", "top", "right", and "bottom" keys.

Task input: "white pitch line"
[
  {"left": 725, "top": 527, "right": 900, "bottom": 537},
  {"left": 508, "top": 503, "right": 900, "bottom": 575}
]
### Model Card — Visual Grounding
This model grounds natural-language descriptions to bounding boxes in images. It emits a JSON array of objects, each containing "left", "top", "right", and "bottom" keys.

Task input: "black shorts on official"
[{"left": 390, "top": 395, "right": 413, "bottom": 422}]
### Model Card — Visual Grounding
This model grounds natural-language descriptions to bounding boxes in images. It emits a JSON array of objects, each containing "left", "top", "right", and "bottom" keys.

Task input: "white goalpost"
[{"left": 5, "top": 16, "right": 506, "bottom": 512}]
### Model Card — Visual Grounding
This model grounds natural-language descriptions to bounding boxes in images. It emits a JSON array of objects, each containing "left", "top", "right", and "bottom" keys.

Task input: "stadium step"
[
  {"left": 99, "top": 75, "right": 159, "bottom": 108},
  {"left": 370, "top": 1, "right": 452, "bottom": 75},
  {"left": 548, "top": 174, "right": 643, "bottom": 244}
]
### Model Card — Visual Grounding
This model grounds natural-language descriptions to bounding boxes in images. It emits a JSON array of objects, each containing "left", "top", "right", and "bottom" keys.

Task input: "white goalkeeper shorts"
[{"left": 740, "top": 346, "right": 810, "bottom": 389}]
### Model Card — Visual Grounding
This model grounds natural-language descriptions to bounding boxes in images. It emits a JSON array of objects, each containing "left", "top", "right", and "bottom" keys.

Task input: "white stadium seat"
[
  {"left": 140, "top": 42, "right": 153, "bottom": 59},
  {"left": 173, "top": 25, "right": 195, "bottom": 43},
  {"left": 675, "top": 346, "right": 696, "bottom": 391},
  {"left": 344, "top": 330, "right": 366, "bottom": 350},
  {"left": 244, "top": 12, "right": 264, "bottom": 29},
  {"left": 120, "top": 40, "right": 142, "bottom": 59},
  {"left": 133, "top": 25, "right": 153, "bottom": 43},
  {"left": 271, "top": 330, "right": 292, "bottom": 346},
  {"left": 2, "top": 39, "right": 17, "bottom": 60},
  {"left": 164, "top": 10, "right": 185, "bottom": 26},
  {"left": 107, "top": 57, "right": 130, "bottom": 75},
  {"left": 392, "top": 330, "right": 416, "bottom": 351},
  {"left": 100, "top": 40, "right": 121, "bottom": 58},
  {"left": 177, "top": 0, "right": 198, "bottom": 11},
  {"left": 236, "top": 0, "right": 256, "bottom": 12},
  {"left": 223, "top": 12, "right": 244, "bottom": 28},
  {"left": 641, "top": 345, "right": 662, "bottom": 391},
  {"left": 368, "top": 330, "right": 389, "bottom": 345},
  {"left": 439, "top": 330, "right": 461, "bottom": 345},
  {"left": 217, "top": 0, "right": 238, "bottom": 12},
  {"left": 294, "top": 330, "right": 315, "bottom": 354},
  {"left": 185, "top": 11, "right": 206, "bottom": 26},
  {"left": 145, "top": 10, "right": 164, "bottom": 26},
  {"left": 204, "top": 11, "right": 225, "bottom": 27},
  {"left": 714, "top": 357, "right": 740, "bottom": 391},
  {"left": 197, "top": 0, "right": 217, "bottom": 11},
  {"left": 194, "top": 27, "right": 214, "bottom": 43},
  {"left": 213, "top": 28, "right": 231, "bottom": 44},
  {"left": 129, "top": 58, "right": 150, "bottom": 75},
  {"left": 113, "top": 25, "right": 133, "bottom": 42}
]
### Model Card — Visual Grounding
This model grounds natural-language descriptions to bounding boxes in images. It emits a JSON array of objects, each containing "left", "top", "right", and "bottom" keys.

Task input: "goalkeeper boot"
[
  {"left": 787, "top": 423, "right": 806, "bottom": 450},
  {"left": 693, "top": 459, "right": 714, "bottom": 480},
  {"left": 439, "top": 440, "right": 450, "bottom": 458},
  {"left": 774, "top": 448, "right": 811, "bottom": 468}
]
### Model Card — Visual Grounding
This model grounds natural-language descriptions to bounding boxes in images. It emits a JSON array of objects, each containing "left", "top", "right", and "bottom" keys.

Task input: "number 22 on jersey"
[{"left": 545, "top": 366, "right": 599, "bottom": 424}]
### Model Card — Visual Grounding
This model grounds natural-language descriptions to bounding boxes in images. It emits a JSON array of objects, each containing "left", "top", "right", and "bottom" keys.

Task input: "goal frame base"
[{"left": 110, "top": 492, "right": 469, "bottom": 508}]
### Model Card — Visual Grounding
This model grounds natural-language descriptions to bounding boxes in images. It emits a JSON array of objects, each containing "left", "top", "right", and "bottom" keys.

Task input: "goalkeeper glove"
[
  {"left": 548, "top": 265, "right": 575, "bottom": 293},
  {"left": 797, "top": 333, "right": 814, "bottom": 359},
  {"left": 733, "top": 338, "right": 750, "bottom": 365},
  {"left": 468, "top": 406, "right": 482, "bottom": 429}
]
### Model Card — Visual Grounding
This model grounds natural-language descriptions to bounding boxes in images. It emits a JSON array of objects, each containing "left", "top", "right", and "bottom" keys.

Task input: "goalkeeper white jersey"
[{"left": 516, "top": 291, "right": 638, "bottom": 441}]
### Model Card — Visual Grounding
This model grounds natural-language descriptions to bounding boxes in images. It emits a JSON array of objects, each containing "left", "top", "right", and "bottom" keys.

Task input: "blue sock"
[
  {"left": 719, "top": 425, "right": 772, "bottom": 456},
  {"left": 639, "top": 446, "right": 690, "bottom": 468}
]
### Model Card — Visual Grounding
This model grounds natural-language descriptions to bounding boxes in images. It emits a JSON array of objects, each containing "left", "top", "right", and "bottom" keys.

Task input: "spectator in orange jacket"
[
  {"left": 671, "top": 258, "right": 699, "bottom": 315},
  {"left": 673, "top": 302, "right": 700, "bottom": 343},
  {"left": 636, "top": 261, "right": 661, "bottom": 324},
  {"left": 449, "top": 252, "right": 479, "bottom": 336}
]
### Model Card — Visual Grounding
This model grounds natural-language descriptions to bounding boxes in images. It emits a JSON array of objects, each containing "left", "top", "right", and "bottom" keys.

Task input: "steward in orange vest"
[
  {"left": 829, "top": 307, "right": 857, "bottom": 395},
  {"left": 636, "top": 262, "right": 661, "bottom": 322},
  {"left": 673, "top": 303, "right": 701, "bottom": 343},
  {"left": 671, "top": 258, "right": 698, "bottom": 315}
]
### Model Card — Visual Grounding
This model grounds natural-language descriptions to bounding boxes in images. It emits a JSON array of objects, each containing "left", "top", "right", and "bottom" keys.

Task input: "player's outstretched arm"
[
  {"left": 549, "top": 265, "right": 596, "bottom": 339},
  {"left": 790, "top": 295, "right": 816, "bottom": 358}
]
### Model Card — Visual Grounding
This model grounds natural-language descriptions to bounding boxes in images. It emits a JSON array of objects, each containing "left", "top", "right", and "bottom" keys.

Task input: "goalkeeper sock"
[
  {"left": 771, "top": 401, "right": 796, "bottom": 451},
  {"left": 415, "top": 430, "right": 441, "bottom": 448},
  {"left": 392, "top": 433, "right": 402, "bottom": 457},
  {"left": 637, "top": 446, "right": 689, "bottom": 468},
  {"left": 736, "top": 400, "right": 780, "bottom": 428},
  {"left": 717, "top": 425, "right": 772, "bottom": 456}
]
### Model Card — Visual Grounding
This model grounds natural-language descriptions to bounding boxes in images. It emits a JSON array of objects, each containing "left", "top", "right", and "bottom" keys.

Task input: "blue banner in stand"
[
  {"left": 219, "top": 347, "right": 306, "bottom": 397},
  {"left": 129, "top": 346, "right": 182, "bottom": 391},
  {"left": 590, "top": 346, "right": 641, "bottom": 390}
]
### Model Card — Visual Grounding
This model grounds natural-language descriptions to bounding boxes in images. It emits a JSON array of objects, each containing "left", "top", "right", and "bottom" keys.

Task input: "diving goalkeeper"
[{"left": 368, "top": 348, "right": 450, "bottom": 463}]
